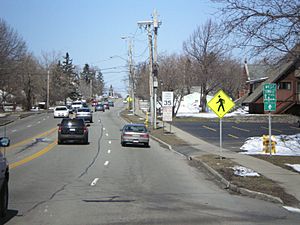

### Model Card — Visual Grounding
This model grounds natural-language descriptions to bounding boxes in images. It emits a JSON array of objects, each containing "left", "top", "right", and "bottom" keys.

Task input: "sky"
[{"left": 0, "top": 0, "right": 221, "bottom": 97}]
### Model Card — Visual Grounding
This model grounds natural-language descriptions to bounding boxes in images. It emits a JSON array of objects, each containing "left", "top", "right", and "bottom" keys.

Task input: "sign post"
[
  {"left": 263, "top": 83, "right": 277, "bottom": 156},
  {"left": 162, "top": 92, "right": 173, "bottom": 133},
  {"left": 208, "top": 90, "right": 235, "bottom": 159}
]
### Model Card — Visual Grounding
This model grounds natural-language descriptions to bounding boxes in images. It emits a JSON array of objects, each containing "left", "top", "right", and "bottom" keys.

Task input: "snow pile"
[
  {"left": 232, "top": 166, "right": 260, "bottom": 177},
  {"left": 240, "top": 134, "right": 300, "bottom": 156},
  {"left": 285, "top": 164, "right": 300, "bottom": 173}
]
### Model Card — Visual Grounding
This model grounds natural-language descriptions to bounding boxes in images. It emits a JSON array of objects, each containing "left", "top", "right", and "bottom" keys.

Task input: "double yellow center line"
[{"left": 8, "top": 127, "right": 58, "bottom": 169}]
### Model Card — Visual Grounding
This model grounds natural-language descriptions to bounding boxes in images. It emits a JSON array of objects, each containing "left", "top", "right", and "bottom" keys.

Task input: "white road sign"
[{"left": 162, "top": 91, "right": 173, "bottom": 107}]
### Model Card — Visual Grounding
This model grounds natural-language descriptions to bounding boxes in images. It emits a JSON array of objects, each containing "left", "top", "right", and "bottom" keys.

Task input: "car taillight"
[
  {"left": 124, "top": 133, "right": 132, "bottom": 137},
  {"left": 84, "top": 126, "right": 88, "bottom": 133},
  {"left": 141, "top": 134, "right": 149, "bottom": 138},
  {"left": 58, "top": 126, "right": 62, "bottom": 132}
]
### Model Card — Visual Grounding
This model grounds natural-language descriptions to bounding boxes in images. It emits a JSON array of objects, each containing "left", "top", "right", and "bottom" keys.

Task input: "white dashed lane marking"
[
  {"left": 91, "top": 178, "right": 99, "bottom": 186},
  {"left": 108, "top": 150, "right": 111, "bottom": 154},
  {"left": 104, "top": 161, "right": 109, "bottom": 166}
]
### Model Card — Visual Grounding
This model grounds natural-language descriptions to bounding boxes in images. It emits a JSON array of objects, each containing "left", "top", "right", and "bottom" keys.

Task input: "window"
[{"left": 278, "top": 82, "right": 291, "bottom": 90}]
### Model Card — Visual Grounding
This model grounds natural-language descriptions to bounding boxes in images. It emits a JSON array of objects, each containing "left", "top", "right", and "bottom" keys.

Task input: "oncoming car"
[
  {"left": 57, "top": 118, "right": 89, "bottom": 144},
  {"left": 120, "top": 124, "right": 149, "bottom": 147},
  {"left": 53, "top": 106, "right": 69, "bottom": 118}
]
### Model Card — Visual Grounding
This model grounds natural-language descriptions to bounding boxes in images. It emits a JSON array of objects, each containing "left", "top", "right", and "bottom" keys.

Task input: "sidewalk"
[{"left": 133, "top": 108, "right": 300, "bottom": 204}]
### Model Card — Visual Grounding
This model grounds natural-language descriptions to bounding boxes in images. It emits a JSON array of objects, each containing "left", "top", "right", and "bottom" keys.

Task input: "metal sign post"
[
  {"left": 208, "top": 89, "right": 235, "bottom": 159},
  {"left": 263, "top": 83, "right": 277, "bottom": 156}
]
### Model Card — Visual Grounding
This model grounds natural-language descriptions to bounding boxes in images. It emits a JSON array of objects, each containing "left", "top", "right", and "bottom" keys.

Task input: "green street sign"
[
  {"left": 263, "top": 83, "right": 277, "bottom": 111},
  {"left": 264, "top": 100, "right": 276, "bottom": 111}
]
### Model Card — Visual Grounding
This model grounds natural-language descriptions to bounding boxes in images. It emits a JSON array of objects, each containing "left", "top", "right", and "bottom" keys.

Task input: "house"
[{"left": 242, "top": 45, "right": 300, "bottom": 115}]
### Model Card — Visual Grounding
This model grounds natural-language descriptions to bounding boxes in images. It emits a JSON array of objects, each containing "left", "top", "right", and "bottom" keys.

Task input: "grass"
[
  {"left": 253, "top": 155, "right": 300, "bottom": 173},
  {"left": 191, "top": 154, "right": 299, "bottom": 206}
]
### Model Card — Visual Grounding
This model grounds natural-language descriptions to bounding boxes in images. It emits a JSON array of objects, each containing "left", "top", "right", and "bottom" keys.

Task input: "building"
[{"left": 242, "top": 45, "right": 300, "bottom": 115}]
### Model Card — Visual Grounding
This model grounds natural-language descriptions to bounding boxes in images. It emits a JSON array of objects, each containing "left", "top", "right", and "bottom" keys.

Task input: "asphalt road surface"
[
  {"left": 173, "top": 120, "right": 300, "bottom": 151},
  {"left": 1, "top": 102, "right": 300, "bottom": 224}
]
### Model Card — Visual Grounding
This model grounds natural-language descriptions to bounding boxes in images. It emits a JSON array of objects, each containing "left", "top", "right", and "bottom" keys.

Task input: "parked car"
[
  {"left": 53, "top": 106, "right": 69, "bottom": 118},
  {"left": 75, "top": 108, "right": 93, "bottom": 123},
  {"left": 57, "top": 118, "right": 89, "bottom": 144},
  {"left": 0, "top": 137, "right": 10, "bottom": 218},
  {"left": 120, "top": 123, "right": 149, "bottom": 147},
  {"left": 95, "top": 103, "right": 105, "bottom": 112}
]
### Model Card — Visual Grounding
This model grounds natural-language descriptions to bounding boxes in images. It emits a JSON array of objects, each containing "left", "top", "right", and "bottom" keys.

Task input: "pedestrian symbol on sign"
[{"left": 217, "top": 95, "right": 225, "bottom": 112}]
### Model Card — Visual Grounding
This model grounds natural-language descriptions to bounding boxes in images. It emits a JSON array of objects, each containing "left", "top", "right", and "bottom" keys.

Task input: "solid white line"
[
  {"left": 90, "top": 178, "right": 99, "bottom": 186},
  {"left": 104, "top": 161, "right": 109, "bottom": 166},
  {"left": 108, "top": 150, "right": 111, "bottom": 154}
]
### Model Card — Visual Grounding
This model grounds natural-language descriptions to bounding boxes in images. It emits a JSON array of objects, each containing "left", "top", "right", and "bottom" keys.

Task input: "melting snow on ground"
[
  {"left": 285, "top": 164, "right": 300, "bottom": 173},
  {"left": 232, "top": 166, "right": 260, "bottom": 177}
]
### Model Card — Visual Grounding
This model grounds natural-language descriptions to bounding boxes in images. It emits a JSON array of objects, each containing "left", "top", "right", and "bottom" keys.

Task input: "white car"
[{"left": 53, "top": 106, "right": 69, "bottom": 118}]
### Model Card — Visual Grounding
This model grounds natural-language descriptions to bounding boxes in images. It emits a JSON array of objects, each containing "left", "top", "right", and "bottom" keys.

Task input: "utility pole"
[
  {"left": 47, "top": 70, "right": 50, "bottom": 110},
  {"left": 128, "top": 38, "right": 135, "bottom": 115},
  {"left": 122, "top": 36, "right": 135, "bottom": 114},
  {"left": 138, "top": 20, "right": 154, "bottom": 127},
  {"left": 152, "top": 9, "right": 161, "bottom": 129}
]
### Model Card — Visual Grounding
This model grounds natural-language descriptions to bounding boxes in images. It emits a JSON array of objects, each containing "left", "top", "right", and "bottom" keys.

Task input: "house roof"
[
  {"left": 243, "top": 58, "right": 298, "bottom": 104},
  {"left": 247, "top": 64, "right": 272, "bottom": 81}
]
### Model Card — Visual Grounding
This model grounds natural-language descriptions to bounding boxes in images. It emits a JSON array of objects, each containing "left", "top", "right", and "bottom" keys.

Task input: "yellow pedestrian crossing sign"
[{"left": 208, "top": 90, "right": 235, "bottom": 118}]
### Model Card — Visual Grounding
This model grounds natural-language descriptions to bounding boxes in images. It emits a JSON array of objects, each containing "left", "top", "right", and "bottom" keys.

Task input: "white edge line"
[{"left": 90, "top": 178, "right": 99, "bottom": 186}]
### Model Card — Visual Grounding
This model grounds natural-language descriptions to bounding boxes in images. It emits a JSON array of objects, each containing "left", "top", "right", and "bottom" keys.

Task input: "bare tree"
[
  {"left": 0, "top": 19, "right": 27, "bottom": 111},
  {"left": 216, "top": 0, "right": 300, "bottom": 61},
  {"left": 183, "top": 19, "right": 226, "bottom": 112}
]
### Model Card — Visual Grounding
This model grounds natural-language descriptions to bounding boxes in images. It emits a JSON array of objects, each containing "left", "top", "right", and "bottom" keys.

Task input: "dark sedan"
[
  {"left": 57, "top": 118, "right": 89, "bottom": 144},
  {"left": 95, "top": 103, "right": 105, "bottom": 112}
]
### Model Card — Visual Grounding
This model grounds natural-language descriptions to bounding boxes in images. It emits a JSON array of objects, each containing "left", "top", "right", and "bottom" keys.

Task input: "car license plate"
[
  {"left": 70, "top": 128, "right": 76, "bottom": 131},
  {"left": 133, "top": 140, "right": 139, "bottom": 143}
]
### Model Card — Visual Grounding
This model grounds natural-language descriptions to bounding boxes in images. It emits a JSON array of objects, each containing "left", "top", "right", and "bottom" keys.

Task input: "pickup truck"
[{"left": 0, "top": 137, "right": 10, "bottom": 217}]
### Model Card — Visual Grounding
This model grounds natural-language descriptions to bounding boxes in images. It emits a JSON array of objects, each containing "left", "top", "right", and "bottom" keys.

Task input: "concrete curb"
[{"left": 191, "top": 156, "right": 284, "bottom": 205}]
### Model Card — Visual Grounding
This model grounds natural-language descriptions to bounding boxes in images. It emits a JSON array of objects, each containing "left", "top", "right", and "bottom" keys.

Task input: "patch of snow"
[
  {"left": 240, "top": 134, "right": 300, "bottom": 156},
  {"left": 232, "top": 166, "right": 260, "bottom": 177},
  {"left": 283, "top": 206, "right": 300, "bottom": 213},
  {"left": 285, "top": 164, "right": 300, "bottom": 173}
]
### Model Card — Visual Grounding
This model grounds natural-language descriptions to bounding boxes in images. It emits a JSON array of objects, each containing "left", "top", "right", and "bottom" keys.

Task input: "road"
[
  {"left": 173, "top": 120, "right": 300, "bottom": 151},
  {"left": 1, "top": 102, "right": 300, "bottom": 224}
]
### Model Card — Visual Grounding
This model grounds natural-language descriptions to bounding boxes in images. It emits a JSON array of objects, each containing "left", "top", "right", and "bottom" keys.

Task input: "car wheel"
[
  {"left": 0, "top": 178, "right": 8, "bottom": 218},
  {"left": 121, "top": 141, "right": 126, "bottom": 147},
  {"left": 58, "top": 139, "right": 63, "bottom": 145},
  {"left": 144, "top": 142, "right": 150, "bottom": 148}
]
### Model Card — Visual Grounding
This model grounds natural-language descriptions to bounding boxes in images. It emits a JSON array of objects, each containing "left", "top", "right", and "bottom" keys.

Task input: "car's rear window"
[
  {"left": 61, "top": 119, "right": 84, "bottom": 126},
  {"left": 55, "top": 107, "right": 67, "bottom": 111},
  {"left": 125, "top": 125, "right": 147, "bottom": 133},
  {"left": 77, "top": 108, "right": 90, "bottom": 112}
]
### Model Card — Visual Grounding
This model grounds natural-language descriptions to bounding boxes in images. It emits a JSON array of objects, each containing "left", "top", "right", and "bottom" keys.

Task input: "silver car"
[
  {"left": 120, "top": 124, "right": 149, "bottom": 147},
  {"left": 75, "top": 108, "right": 93, "bottom": 123}
]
